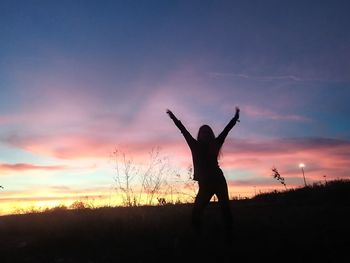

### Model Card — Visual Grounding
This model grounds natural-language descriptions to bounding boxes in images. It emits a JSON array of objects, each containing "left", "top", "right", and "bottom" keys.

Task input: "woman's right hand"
[{"left": 234, "top": 107, "right": 240, "bottom": 121}]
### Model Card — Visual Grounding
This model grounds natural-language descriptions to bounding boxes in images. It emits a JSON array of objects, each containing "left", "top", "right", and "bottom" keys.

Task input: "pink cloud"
[
  {"left": 2, "top": 84, "right": 349, "bottom": 189},
  {"left": 4, "top": 123, "right": 350, "bottom": 186},
  {"left": 5, "top": 132, "right": 114, "bottom": 159},
  {"left": 3, "top": 129, "right": 188, "bottom": 161},
  {"left": 220, "top": 137, "right": 350, "bottom": 184}
]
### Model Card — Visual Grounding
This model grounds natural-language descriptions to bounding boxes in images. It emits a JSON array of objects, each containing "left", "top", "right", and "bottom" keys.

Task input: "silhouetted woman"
[{"left": 166, "top": 107, "right": 240, "bottom": 240}]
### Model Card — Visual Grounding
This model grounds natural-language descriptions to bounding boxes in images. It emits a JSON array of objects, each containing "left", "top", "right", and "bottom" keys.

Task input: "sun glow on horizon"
[{"left": 0, "top": 181, "right": 313, "bottom": 216}]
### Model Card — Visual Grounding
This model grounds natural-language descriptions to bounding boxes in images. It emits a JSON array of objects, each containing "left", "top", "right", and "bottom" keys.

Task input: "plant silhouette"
[
  {"left": 166, "top": 107, "right": 240, "bottom": 242},
  {"left": 272, "top": 166, "right": 287, "bottom": 190}
]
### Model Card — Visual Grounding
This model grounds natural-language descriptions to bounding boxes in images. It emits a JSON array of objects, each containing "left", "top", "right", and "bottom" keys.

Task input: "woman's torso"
[{"left": 191, "top": 140, "right": 222, "bottom": 181}]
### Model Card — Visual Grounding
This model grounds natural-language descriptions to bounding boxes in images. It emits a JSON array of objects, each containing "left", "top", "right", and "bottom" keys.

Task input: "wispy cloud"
[
  {"left": 0, "top": 163, "right": 67, "bottom": 171},
  {"left": 243, "top": 105, "right": 311, "bottom": 121},
  {"left": 209, "top": 72, "right": 324, "bottom": 82}
]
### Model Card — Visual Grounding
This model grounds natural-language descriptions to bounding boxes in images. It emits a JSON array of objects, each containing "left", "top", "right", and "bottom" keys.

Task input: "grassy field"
[{"left": 1, "top": 180, "right": 349, "bottom": 263}]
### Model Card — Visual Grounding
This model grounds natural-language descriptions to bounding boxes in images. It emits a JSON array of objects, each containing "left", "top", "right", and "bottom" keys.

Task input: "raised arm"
[
  {"left": 166, "top": 109, "right": 196, "bottom": 147},
  {"left": 217, "top": 107, "right": 240, "bottom": 146}
]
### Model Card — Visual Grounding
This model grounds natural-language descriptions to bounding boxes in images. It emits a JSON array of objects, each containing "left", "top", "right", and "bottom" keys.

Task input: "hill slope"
[{"left": 1, "top": 180, "right": 349, "bottom": 263}]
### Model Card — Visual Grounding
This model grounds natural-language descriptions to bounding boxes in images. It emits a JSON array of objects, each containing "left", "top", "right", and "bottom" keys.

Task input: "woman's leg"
[
  {"left": 215, "top": 174, "right": 233, "bottom": 241},
  {"left": 192, "top": 184, "right": 213, "bottom": 235}
]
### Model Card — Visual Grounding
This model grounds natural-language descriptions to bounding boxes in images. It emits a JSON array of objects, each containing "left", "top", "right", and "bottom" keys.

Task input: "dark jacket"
[{"left": 171, "top": 117, "right": 238, "bottom": 182}]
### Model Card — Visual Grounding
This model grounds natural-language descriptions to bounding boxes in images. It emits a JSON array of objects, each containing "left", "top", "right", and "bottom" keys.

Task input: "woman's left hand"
[{"left": 166, "top": 109, "right": 176, "bottom": 119}]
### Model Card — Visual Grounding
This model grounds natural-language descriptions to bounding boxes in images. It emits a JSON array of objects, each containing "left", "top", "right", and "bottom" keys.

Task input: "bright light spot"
[{"left": 299, "top": 163, "right": 305, "bottom": 168}]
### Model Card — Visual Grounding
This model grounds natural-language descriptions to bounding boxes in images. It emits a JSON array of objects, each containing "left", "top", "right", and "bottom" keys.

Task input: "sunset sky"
[{"left": 1, "top": 0, "right": 350, "bottom": 214}]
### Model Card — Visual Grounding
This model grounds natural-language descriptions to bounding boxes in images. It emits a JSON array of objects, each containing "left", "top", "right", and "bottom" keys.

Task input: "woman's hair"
[
  {"left": 197, "top": 125, "right": 223, "bottom": 158},
  {"left": 197, "top": 125, "right": 215, "bottom": 143}
]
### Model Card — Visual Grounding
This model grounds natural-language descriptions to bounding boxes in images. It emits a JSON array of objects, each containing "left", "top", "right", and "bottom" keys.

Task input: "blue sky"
[{"left": 1, "top": 0, "right": 350, "bottom": 213}]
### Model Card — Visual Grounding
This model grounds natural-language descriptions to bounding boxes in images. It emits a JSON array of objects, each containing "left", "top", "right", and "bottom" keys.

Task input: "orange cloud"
[{"left": 0, "top": 163, "right": 67, "bottom": 171}]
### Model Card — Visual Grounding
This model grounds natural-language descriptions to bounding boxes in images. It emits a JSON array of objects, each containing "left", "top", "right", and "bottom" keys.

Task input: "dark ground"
[{"left": 1, "top": 181, "right": 349, "bottom": 263}]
